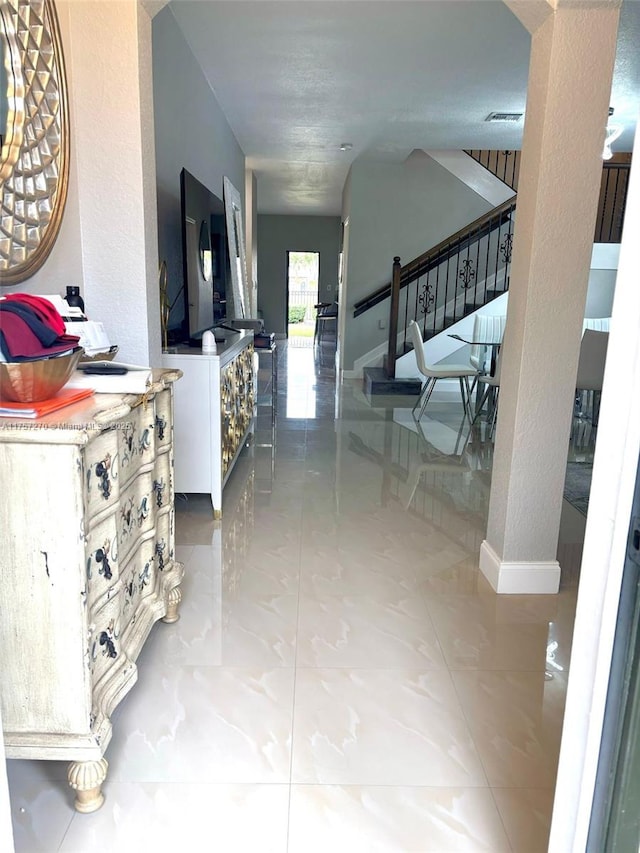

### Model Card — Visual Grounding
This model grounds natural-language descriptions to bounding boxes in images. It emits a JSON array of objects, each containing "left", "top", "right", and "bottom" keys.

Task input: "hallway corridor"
[{"left": 7, "top": 342, "right": 581, "bottom": 852}]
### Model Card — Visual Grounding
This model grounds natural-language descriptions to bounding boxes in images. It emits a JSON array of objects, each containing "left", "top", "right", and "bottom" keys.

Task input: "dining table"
[
  {"left": 448, "top": 332, "right": 502, "bottom": 422},
  {"left": 448, "top": 333, "right": 502, "bottom": 377}
]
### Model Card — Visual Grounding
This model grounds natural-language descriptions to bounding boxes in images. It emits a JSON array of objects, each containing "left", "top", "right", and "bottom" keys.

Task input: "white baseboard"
[{"left": 479, "top": 540, "right": 561, "bottom": 594}]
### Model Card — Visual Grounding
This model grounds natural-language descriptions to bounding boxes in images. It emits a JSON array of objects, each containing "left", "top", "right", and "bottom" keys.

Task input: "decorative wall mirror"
[
  {"left": 0, "top": 0, "right": 70, "bottom": 285},
  {"left": 223, "top": 176, "right": 250, "bottom": 319}
]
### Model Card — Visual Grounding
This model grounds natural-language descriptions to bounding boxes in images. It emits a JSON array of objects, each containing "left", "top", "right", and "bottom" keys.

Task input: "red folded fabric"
[
  {"left": 0, "top": 312, "right": 79, "bottom": 360},
  {"left": 1, "top": 293, "right": 67, "bottom": 335}
]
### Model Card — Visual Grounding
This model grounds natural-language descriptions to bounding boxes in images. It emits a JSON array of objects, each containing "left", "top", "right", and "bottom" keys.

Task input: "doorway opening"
[{"left": 287, "top": 250, "right": 319, "bottom": 348}]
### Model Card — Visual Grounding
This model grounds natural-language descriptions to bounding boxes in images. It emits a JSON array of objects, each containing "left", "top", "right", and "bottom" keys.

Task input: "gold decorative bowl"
[
  {"left": 79, "top": 345, "right": 119, "bottom": 363},
  {"left": 0, "top": 347, "right": 84, "bottom": 402}
]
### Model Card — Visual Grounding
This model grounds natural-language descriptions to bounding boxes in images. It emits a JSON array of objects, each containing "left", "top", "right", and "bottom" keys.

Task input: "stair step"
[{"left": 363, "top": 367, "right": 422, "bottom": 398}]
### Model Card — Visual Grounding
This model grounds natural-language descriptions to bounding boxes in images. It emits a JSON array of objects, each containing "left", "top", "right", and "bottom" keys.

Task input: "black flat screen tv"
[{"left": 174, "top": 168, "right": 229, "bottom": 346}]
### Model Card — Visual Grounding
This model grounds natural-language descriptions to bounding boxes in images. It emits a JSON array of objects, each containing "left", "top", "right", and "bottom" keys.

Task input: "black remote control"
[{"left": 79, "top": 365, "right": 128, "bottom": 375}]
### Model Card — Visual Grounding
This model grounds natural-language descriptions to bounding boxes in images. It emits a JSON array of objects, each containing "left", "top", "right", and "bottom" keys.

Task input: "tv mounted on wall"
[{"left": 174, "top": 168, "right": 229, "bottom": 346}]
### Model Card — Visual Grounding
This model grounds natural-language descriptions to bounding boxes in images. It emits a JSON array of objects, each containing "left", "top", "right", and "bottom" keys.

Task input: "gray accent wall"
[
  {"left": 257, "top": 215, "right": 342, "bottom": 335},
  {"left": 342, "top": 156, "right": 493, "bottom": 370},
  {"left": 152, "top": 6, "right": 245, "bottom": 334}
]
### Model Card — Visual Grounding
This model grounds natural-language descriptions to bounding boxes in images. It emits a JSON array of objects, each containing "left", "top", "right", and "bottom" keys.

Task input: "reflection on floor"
[{"left": 7, "top": 340, "right": 591, "bottom": 852}]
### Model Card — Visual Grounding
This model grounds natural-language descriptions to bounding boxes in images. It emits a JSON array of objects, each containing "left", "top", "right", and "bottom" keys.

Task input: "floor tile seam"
[
  {"left": 447, "top": 667, "right": 526, "bottom": 794},
  {"left": 289, "top": 775, "right": 493, "bottom": 789},
  {"left": 75, "top": 779, "right": 294, "bottom": 789},
  {"left": 134, "top": 661, "right": 299, "bottom": 674},
  {"left": 486, "top": 786, "right": 517, "bottom": 853},
  {"left": 446, "top": 666, "right": 560, "bottom": 676},
  {"left": 288, "top": 781, "right": 498, "bottom": 791},
  {"left": 294, "top": 589, "right": 448, "bottom": 602},
  {"left": 290, "top": 664, "right": 465, "bottom": 675},
  {"left": 445, "top": 665, "right": 550, "bottom": 673},
  {"left": 50, "top": 806, "right": 75, "bottom": 853},
  {"left": 292, "top": 663, "right": 451, "bottom": 672},
  {"left": 288, "top": 485, "right": 306, "bottom": 795}
]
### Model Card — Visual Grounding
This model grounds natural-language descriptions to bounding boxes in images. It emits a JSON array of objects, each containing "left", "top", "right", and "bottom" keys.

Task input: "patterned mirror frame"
[{"left": 0, "top": 0, "right": 69, "bottom": 285}]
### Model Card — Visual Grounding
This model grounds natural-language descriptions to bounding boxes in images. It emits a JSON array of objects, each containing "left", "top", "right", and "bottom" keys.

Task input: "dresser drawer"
[
  {"left": 117, "top": 469, "right": 155, "bottom": 564},
  {"left": 119, "top": 536, "right": 157, "bottom": 634},
  {"left": 151, "top": 450, "right": 172, "bottom": 514},
  {"left": 85, "top": 513, "right": 120, "bottom": 610},
  {"left": 88, "top": 588, "right": 123, "bottom": 690},
  {"left": 153, "top": 388, "right": 172, "bottom": 450},
  {"left": 117, "top": 404, "right": 157, "bottom": 484},
  {"left": 153, "top": 511, "right": 174, "bottom": 580},
  {"left": 84, "top": 429, "right": 120, "bottom": 517}
]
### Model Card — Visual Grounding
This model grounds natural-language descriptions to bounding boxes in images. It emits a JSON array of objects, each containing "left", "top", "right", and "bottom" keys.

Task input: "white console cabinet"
[
  {"left": 0, "top": 370, "right": 184, "bottom": 813},
  {"left": 161, "top": 332, "right": 255, "bottom": 517}
]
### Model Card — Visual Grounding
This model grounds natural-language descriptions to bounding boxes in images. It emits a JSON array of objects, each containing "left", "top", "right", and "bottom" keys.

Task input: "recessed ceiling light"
[
  {"left": 485, "top": 112, "right": 523, "bottom": 123},
  {"left": 339, "top": 143, "right": 353, "bottom": 151}
]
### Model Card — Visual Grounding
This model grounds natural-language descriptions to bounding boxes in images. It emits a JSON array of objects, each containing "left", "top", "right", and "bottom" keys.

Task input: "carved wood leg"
[
  {"left": 162, "top": 584, "right": 182, "bottom": 623},
  {"left": 67, "top": 757, "right": 108, "bottom": 813}
]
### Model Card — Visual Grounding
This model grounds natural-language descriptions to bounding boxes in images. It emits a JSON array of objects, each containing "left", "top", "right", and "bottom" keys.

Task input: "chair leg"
[
  {"left": 417, "top": 378, "right": 437, "bottom": 420},
  {"left": 412, "top": 380, "right": 428, "bottom": 417},
  {"left": 412, "top": 378, "right": 436, "bottom": 421},
  {"left": 458, "top": 377, "right": 469, "bottom": 424},
  {"left": 489, "top": 389, "right": 500, "bottom": 437},
  {"left": 470, "top": 386, "right": 490, "bottom": 427},
  {"left": 462, "top": 376, "right": 473, "bottom": 424},
  {"left": 412, "top": 381, "right": 427, "bottom": 416}
]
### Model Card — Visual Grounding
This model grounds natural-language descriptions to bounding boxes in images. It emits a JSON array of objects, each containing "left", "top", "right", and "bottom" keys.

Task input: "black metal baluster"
[
  {"left": 495, "top": 212, "right": 504, "bottom": 293},
  {"left": 599, "top": 167, "right": 611, "bottom": 242},
  {"left": 484, "top": 213, "right": 492, "bottom": 296},
  {"left": 616, "top": 169, "right": 629, "bottom": 242},
  {"left": 412, "top": 272, "right": 419, "bottom": 333},
  {"left": 434, "top": 255, "right": 441, "bottom": 339},
  {"left": 606, "top": 168, "right": 616, "bottom": 242},
  {"left": 473, "top": 224, "right": 481, "bottom": 312}
]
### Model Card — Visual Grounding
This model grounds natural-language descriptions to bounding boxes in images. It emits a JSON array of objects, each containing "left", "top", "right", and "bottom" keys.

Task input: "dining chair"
[
  {"left": 575, "top": 329, "right": 609, "bottom": 425},
  {"left": 314, "top": 302, "right": 338, "bottom": 346},
  {"left": 470, "top": 349, "right": 502, "bottom": 437},
  {"left": 469, "top": 314, "right": 507, "bottom": 376},
  {"left": 409, "top": 320, "right": 478, "bottom": 424}
]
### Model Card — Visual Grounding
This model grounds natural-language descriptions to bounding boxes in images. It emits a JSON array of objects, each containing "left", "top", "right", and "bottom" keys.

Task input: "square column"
[{"left": 481, "top": 1, "right": 621, "bottom": 593}]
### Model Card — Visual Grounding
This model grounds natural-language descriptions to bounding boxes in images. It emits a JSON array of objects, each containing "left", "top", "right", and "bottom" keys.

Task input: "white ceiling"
[{"left": 167, "top": 0, "right": 640, "bottom": 217}]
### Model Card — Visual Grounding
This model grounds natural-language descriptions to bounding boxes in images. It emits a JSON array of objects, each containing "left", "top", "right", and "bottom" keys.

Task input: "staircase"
[{"left": 357, "top": 152, "right": 630, "bottom": 396}]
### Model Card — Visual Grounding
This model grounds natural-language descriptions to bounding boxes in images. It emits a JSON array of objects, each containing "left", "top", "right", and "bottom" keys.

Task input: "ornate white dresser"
[
  {"left": 0, "top": 370, "right": 184, "bottom": 812},
  {"left": 161, "top": 331, "right": 255, "bottom": 517}
]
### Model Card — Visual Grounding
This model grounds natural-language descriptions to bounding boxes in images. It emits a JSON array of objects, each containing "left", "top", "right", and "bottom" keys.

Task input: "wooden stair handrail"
[{"left": 353, "top": 196, "right": 516, "bottom": 317}]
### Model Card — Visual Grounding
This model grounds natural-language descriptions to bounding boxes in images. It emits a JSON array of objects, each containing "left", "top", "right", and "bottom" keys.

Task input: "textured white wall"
[
  {"left": 2, "top": 0, "right": 160, "bottom": 366},
  {"left": 65, "top": 0, "right": 159, "bottom": 365}
]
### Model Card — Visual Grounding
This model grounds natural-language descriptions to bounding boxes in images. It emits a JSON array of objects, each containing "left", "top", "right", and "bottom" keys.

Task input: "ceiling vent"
[{"left": 485, "top": 112, "right": 523, "bottom": 123}]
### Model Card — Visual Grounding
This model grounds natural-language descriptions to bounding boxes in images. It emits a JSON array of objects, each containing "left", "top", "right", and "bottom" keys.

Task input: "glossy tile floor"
[{"left": 7, "top": 340, "right": 588, "bottom": 852}]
